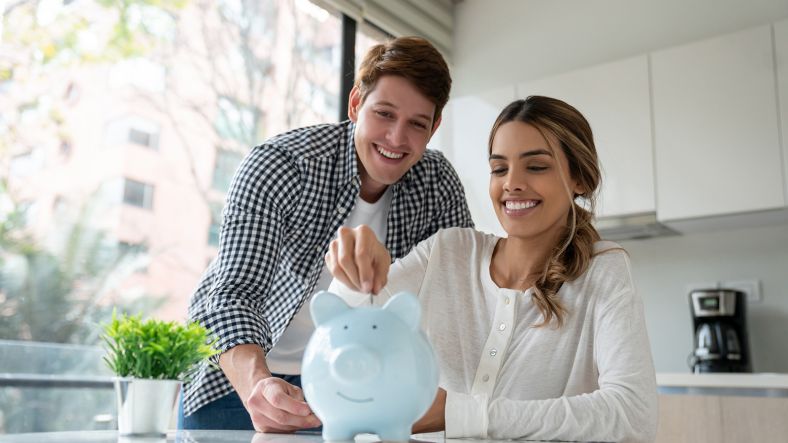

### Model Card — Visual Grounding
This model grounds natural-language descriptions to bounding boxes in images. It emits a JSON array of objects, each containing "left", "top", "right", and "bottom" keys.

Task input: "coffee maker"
[{"left": 689, "top": 289, "right": 751, "bottom": 373}]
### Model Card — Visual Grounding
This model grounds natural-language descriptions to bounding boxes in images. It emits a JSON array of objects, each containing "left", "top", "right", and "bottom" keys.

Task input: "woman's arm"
[{"left": 445, "top": 290, "right": 658, "bottom": 443}]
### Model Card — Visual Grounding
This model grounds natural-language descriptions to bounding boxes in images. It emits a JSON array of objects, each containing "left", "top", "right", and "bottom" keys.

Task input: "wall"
[
  {"left": 452, "top": 0, "right": 788, "bottom": 95},
  {"left": 621, "top": 224, "right": 788, "bottom": 373},
  {"left": 449, "top": 0, "right": 788, "bottom": 373}
]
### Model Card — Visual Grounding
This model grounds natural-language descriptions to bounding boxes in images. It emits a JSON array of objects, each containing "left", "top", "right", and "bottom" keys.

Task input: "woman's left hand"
[{"left": 412, "top": 388, "right": 447, "bottom": 434}]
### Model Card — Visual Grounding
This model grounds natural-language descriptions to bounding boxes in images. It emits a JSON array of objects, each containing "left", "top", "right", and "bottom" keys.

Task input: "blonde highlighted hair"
[{"left": 489, "top": 96, "right": 603, "bottom": 328}]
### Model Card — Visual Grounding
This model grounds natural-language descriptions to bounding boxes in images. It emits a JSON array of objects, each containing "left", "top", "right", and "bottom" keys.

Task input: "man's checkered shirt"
[{"left": 183, "top": 120, "right": 474, "bottom": 416}]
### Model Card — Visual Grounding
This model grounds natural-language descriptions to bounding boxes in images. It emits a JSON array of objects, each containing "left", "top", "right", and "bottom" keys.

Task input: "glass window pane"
[
  {"left": 122, "top": 178, "right": 154, "bottom": 209},
  {"left": 1, "top": 0, "right": 342, "bottom": 433},
  {"left": 355, "top": 21, "right": 392, "bottom": 72}
]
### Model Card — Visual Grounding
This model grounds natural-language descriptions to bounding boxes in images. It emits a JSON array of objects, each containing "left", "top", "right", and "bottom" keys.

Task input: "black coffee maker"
[{"left": 689, "top": 289, "right": 752, "bottom": 373}]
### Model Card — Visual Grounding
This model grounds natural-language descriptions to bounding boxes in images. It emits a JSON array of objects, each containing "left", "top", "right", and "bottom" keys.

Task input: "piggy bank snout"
[{"left": 330, "top": 345, "right": 381, "bottom": 384}]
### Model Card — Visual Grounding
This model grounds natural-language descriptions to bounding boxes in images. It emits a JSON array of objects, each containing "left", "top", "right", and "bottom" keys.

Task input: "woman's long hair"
[{"left": 489, "top": 96, "right": 602, "bottom": 328}]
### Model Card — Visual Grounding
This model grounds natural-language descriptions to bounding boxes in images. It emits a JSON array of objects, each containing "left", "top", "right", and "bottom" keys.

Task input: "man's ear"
[{"left": 348, "top": 85, "right": 362, "bottom": 122}]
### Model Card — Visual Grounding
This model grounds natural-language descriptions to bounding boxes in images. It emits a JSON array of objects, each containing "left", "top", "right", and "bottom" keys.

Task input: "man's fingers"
[
  {"left": 247, "top": 380, "right": 321, "bottom": 431},
  {"left": 354, "top": 230, "right": 375, "bottom": 293},
  {"left": 336, "top": 227, "right": 362, "bottom": 289},
  {"left": 326, "top": 247, "right": 359, "bottom": 291},
  {"left": 264, "top": 384, "right": 313, "bottom": 417}
]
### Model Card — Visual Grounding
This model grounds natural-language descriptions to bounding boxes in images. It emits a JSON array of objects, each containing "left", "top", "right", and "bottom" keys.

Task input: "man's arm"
[
  {"left": 191, "top": 146, "right": 318, "bottom": 431},
  {"left": 220, "top": 344, "right": 320, "bottom": 432}
]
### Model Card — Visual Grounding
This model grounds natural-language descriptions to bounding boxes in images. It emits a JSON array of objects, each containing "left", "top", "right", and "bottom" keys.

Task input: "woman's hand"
[
  {"left": 325, "top": 225, "right": 391, "bottom": 294},
  {"left": 412, "top": 388, "right": 447, "bottom": 433}
]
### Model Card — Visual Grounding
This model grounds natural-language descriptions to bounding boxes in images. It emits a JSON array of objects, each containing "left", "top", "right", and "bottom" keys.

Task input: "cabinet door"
[
  {"left": 447, "top": 86, "right": 517, "bottom": 236},
  {"left": 776, "top": 19, "right": 788, "bottom": 205},
  {"left": 651, "top": 25, "right": 784, "bottom": 221},
  {"left": 517, "top": 56, "right": 655, "bottom": 219}
]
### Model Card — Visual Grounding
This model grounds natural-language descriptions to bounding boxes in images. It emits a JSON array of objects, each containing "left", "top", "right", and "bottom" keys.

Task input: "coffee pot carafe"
[{"left": 689, "top": 289, "right": 751, "bottom": 373}]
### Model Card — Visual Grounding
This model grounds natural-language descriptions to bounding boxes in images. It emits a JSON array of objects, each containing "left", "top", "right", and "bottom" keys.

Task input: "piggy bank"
[{"left": 301, "top": 291, "right": 438, "bottom": 441}]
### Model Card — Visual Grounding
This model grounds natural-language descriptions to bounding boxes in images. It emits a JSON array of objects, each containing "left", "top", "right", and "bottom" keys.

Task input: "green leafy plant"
[{"left": 102, "top": 311, "right": 219, "bottom": 380}]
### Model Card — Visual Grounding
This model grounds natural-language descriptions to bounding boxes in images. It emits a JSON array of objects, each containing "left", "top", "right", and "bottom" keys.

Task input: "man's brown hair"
[{"left": 355, "top": 36, "right": 451, "bottom": 125}]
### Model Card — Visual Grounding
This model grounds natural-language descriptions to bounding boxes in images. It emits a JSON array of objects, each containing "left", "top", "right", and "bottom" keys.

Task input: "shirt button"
[
  {"left": 504, "top": 297, "right": 510, "bottom": 305},
  {"left": 336, "top": 207, "right": 347, "bottom": 215},
  {"left": 482, "top": 374, "right": 490, "bottom": 382},
  {"left": 315, "top": 245, "right": 322, "bottom": 252},
  {"left": 489, "top": 349, "right": 497, "bottom": 357},
  {"left": 498, "top": 323, "right": 506, "bottom": 331}
]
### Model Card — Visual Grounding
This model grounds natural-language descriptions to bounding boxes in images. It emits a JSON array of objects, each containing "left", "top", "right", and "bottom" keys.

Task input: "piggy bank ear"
[
  {"left": 382, "top": 292, "right": 421, "bottom": 330},
  {"left": 310, "top": 291, "right": 351, "bottom": 326}
]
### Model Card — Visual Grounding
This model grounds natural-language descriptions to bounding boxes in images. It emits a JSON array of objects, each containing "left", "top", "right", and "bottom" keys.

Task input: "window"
[
  {"left": 104, "top": 116, "right": 160, "bottom": 149},
  {"left": 215, "top": 96, "right": 259, "bottom": 144},
  {"left": 207, "top": 203, "right": 223, "bottom": 247},
  {"left": 1, "top": 0, "right": 351, "bottom": 432},
  {"left": 108, "top": 58, "right": 166, "bottom": 93},
  {"left": 128, "top": 127, "right": 158, "bottom": 149},
  {"left": 122, "top": 179, "right": 154, "bottom": 209},
  {"left": 212, "top": 148, "right": 244, "bottom": 192}
]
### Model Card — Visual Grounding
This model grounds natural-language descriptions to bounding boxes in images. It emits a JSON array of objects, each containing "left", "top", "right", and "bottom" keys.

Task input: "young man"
[{"left": 180, "top": 36, "right": 473, "bottom": 431}]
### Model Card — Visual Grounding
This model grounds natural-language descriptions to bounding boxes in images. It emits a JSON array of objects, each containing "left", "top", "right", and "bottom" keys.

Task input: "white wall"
[
  {"left": 621, "top": 224, "right": 788, "bottom": 373},
  {"left": 450, "top": 0, "right": 788, "bottom": 373},
  {"left": 453, "top": 0, "right": 788, "bottom": 95}
]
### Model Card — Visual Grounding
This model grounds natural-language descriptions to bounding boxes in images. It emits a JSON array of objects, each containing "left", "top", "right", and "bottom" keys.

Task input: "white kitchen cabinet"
[
  {"left": 651, "top": 25, "right": 785, "bottom": 222},
  {"left": 776, "top": 19, "right": 788, "bottom": 205},
  {"left": 446, "top": 86, "right": 517, "bottom": 236},
  {"left": 516, "top": 55, "right": 655, "bottom": 219}
]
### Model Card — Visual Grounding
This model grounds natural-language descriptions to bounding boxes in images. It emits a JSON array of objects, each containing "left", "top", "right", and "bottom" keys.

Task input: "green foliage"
[{"left": 102, "top": 311, "right": 218, "bottom": 380}]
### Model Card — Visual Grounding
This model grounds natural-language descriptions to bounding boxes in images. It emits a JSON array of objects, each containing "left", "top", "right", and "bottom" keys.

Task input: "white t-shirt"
[
  {"left": 265, "top": 189, "right": 392, "bottom": 375},
  {"left": 331, "top": 227, "right": 658, "bottom": 442}
]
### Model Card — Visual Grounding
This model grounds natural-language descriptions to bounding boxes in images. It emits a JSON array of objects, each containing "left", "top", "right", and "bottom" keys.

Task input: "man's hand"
[
  {"left": 245, "top": 377, "right": 321, "bottom": 433},
  {"left": 219, "top": 344, "right": 321, "bottom": 433},
  {"left": 412, "top": 388, "right": 446, "bottom": 434},
  {"left": 325, "top": 225, "right": 391, "bottom": 294}
]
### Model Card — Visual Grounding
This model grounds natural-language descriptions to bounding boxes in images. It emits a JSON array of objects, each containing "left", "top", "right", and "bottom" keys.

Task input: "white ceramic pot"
[{"left": 114, "top": 377, "right": 181, "bottom": 436}]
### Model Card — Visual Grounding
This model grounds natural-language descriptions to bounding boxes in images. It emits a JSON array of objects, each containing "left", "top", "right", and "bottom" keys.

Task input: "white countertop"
[
  {"left": 657, "top": 372, "right": 788, "bottom": 389},
  {"left": 0, "top": 430, "right": 588, "bottom": 443}
]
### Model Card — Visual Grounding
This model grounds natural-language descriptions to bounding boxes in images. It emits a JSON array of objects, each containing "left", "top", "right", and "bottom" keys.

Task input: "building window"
[
  {"left": 207, "top": 203, "right": 223, "bottom": 247},
  {"left": 215, "top": 96, "right": 259, "bottom": 144},
  {"left": 212, "top": 149, "right": 244, "bottom": 192},
  {"left": 128, "top": 127, "right": 158, "bottom": 149},
  {"left": 122, "top": 178, "right": 154, "bottom": 209},
  {"left": 104, "top": 116, "right": 160, "bottom": 149}
]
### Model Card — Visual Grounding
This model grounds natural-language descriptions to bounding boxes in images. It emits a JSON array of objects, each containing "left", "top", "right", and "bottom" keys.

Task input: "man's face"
[{"left": 349, "top": 75, "right": 441, "bottom": 202}]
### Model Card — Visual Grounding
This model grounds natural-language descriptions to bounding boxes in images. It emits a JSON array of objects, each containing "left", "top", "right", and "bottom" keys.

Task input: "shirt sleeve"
[
  {"left": 427, "top": 151, "right": 474, "bottom": 233},
  {"left": 446, "top": 289, "right": 658, "bottom": 443},
  {"left": 445, "top": 391, "right": 488, "bottom": 438},
  {"left": 191, "top": 145, "right": 301, "bottom": 357}
]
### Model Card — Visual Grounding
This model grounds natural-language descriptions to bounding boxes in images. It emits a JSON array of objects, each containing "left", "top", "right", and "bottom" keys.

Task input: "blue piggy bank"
[{"left": 301, "top": 291, "right": 438, "bottom": 441}]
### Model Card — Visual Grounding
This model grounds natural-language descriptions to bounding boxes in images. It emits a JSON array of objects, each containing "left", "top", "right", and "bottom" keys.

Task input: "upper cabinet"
[
  {"left": 776, "top": 19, "right": 788, "bottom": 204},
  {"left": 517, "top": 56, "right": 655, "bottom": 219},
  {"left": 651, "top": 25, "right": 785, "bottom": 221},
  {"left": 447, "top": 86, "right": 517, "bottom": 235}
]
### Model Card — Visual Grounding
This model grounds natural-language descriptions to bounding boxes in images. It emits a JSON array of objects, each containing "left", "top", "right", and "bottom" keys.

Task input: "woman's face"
[{"left": 488, "top": 121, "right": 582, "bottom": 242}]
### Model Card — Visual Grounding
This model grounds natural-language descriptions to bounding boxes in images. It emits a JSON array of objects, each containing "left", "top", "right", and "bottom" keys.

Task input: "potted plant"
[{"left": 102, "top": 311, "right": 218, "bottom": 436}]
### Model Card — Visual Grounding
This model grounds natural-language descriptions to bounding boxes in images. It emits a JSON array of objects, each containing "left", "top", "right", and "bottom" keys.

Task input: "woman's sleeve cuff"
[{"left": 445, "top": 390, "right": 488, "bottom": 438}]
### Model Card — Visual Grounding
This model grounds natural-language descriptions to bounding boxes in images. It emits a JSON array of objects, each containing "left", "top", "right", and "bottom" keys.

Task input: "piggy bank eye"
[
  {"left": 372, "top": 324, "right": 377, "bottom": 330},
  {"left": 343, "top": 325, "right": 348, "bottom": 330}
]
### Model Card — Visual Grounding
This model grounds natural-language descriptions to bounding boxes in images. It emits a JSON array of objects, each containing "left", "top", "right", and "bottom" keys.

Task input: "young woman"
[{"left": 325, "top": 96, "right": 658, "bottom": 442}]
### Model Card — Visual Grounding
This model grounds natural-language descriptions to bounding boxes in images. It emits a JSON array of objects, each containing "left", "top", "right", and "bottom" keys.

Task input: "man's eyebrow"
[{"left": 375, "top": 101, "right": 432, "bottom": 122}]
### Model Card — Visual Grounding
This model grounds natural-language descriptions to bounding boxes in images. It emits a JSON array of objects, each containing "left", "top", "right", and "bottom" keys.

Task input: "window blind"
[{"left": 311, "top": 0, "right": 454, "bottom": 60}]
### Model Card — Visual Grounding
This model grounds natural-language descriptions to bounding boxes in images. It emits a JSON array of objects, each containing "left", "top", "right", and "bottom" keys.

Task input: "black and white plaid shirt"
[{"left": 183, "top": 120, "right": 474, "bottom": 416}]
